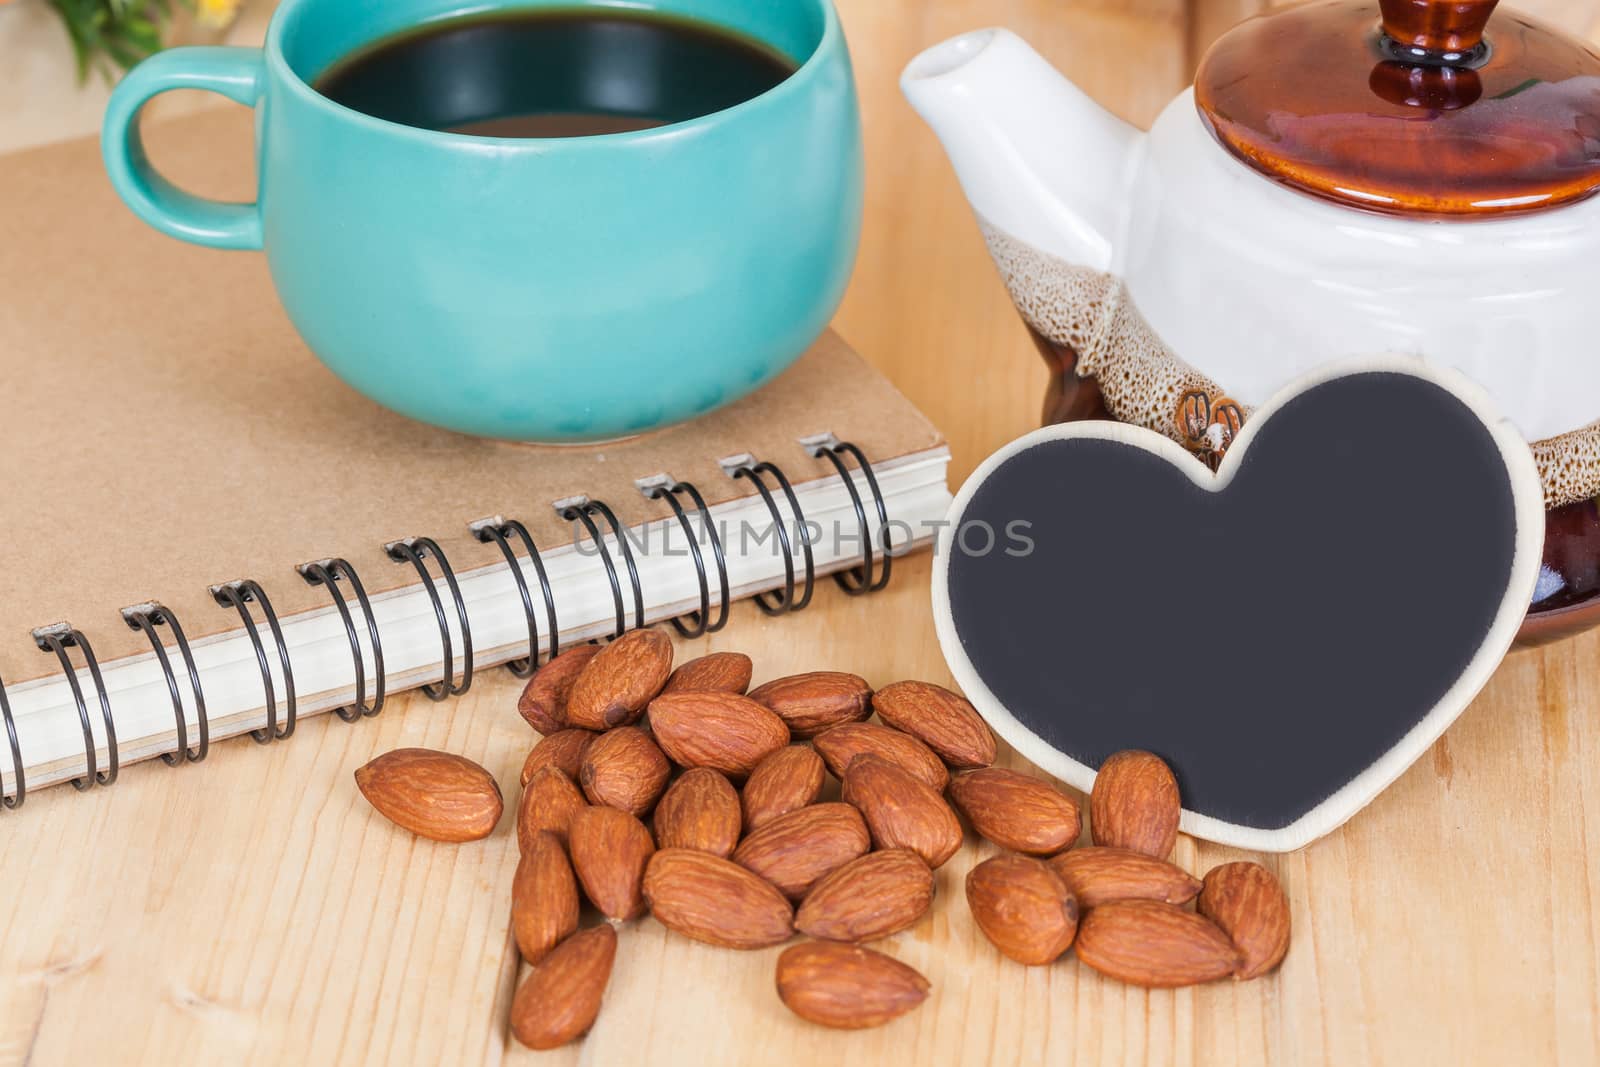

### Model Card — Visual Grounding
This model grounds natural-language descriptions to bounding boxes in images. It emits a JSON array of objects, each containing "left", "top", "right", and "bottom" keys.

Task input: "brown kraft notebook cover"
[{"left": 0, "top": 109, "right": 950, "bottom": 794}]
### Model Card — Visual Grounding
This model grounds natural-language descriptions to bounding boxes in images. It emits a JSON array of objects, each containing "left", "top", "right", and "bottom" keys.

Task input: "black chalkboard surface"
[{"left": 933, "top": 362, "right": 1543, "bottom": 851}]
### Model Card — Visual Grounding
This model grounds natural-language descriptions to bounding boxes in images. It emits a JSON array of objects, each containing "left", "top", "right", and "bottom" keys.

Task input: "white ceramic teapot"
[{"left": 903, "top": 0, "right": 1600, "bottom": 641}]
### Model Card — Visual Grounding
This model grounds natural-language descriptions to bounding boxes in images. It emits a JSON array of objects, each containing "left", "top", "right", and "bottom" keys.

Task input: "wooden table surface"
[{"left": 3, "top": 1, "right": 1599, "bottom": 1063}]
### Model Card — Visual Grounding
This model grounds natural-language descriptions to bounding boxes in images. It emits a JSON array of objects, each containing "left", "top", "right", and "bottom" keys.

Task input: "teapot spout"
[{"left": 901, "top": 28, "right": 1142, "bottom": 272}]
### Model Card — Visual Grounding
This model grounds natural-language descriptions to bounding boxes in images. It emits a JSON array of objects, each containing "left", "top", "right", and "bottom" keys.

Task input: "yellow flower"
[{"left": 196, "top": 0, "right": 242, "bottom": 29}]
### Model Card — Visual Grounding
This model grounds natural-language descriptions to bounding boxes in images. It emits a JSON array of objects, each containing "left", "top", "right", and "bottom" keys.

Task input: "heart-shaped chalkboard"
[{"left": 933, "top": 360, "right": 1542, "bottom": 851}]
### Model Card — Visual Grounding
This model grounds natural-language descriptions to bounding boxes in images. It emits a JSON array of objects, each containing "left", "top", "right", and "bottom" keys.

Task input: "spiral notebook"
[{"left": 0, "top": 110, "right": 951, "bottom": 807}]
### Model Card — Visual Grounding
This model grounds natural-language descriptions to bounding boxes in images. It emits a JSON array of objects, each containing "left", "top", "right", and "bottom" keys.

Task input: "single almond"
[
  {"left": 568, "top": 805, "right": 655, "bottom": 920},
  {"left": 841, "top": 754, "right": 964, "bottom": 869},
  {"left": 870, "top": 680, "right": 996, "bottom": 769},
  {"left": 509, "top": 924, "right": 617, "bottom": 1050},
  {"left": 662, "top": 652, "right": 753, "bottom": 695},
  {"left": 1049, "top": 844, "right": 1203, "bottom": 908},
  {"left": 517, "top": 765, "right": 587, "bottom": 852},
  {"left": 642, "top": 848, "right": 794, "bottom": 949},
  {"left": 775, "top": 942, "right": 930, "bottom": 1029},
  {"left": 517, "top": 645, "right": 601, "bottom": 734},
  {"left": 566, "top": 629, "right": 674, "bottom": 730},
  {"left": 652, "top": 767, "right": 742, "bottom": 856},
  {"left": 964, "top": 853, "right": 1079, "bottom": 965},
  {"left": 732, "top": 803, "right": 871, "bottom": 900},
  {"left": 1196, "top": 861, "right": 1291, "bottom": 979},
  {"left": 1075, "top": 900, "right": 1242, "bottom": 987},
  {"left": 520, "top": 728, "right": 598, "bottom": 786},
  {"left": 947, "top": 768, "right": 1081, "bottom": 855},
  {"left": 1090, "top": 750, "right": 1181, "bottom": 859},
  {"left": 748, "top": 671, "right": 872, "bottom": 738},
  {"left": 647, "top": 692, "right": 790, "bottom": 778},
  {"left": 795, "top": 849, "right": 934, "bottom": 943},
  {"left": 1049, "top": 847, "right": 1202, "bottom": 908},
  {"left": 742, "top": 745, "right": 826, "bottom": 833},
  {"left": 812, "top": 722, "right": 949, "bottom": 792},
  {"left": 578, "top": 725, "right": 671, "bottom": 817},
  {"left": 511, "top": 830, "right": 580, "bottom": 964},
  {"left": 355, "top": 748, "right": 503, "bottom": 843}
]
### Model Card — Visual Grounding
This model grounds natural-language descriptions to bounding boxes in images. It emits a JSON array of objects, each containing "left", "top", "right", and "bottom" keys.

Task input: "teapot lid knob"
[{"left": 1378, "top": 0, "right": 1497, "bottom": 59}]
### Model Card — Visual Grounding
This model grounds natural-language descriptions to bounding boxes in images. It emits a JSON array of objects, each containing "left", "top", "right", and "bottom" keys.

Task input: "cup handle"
[{"left": 101, "top": 47, "right": 266, "bottom": 251}]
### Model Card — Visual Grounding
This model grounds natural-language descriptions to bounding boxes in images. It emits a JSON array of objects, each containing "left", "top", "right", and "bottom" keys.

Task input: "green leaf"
[
  {"left": 44, "top": 0, "right": 183, "bottom": 84},
  {"left": 122, "top": 17, "right": 160, "bottom": 50}
]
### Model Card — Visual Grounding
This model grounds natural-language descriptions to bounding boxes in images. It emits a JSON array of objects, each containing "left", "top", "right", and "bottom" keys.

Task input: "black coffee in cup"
[{"left": 314, "top": 8, "right": 799, "bottom": 137}]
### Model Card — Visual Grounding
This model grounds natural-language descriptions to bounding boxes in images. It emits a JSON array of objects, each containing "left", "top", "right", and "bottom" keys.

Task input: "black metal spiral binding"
[
  {"left": 640, "top": 476, "right": 730, "bottom": 638},
  {"left": 471, "top": 517, "right": 559, "bottom": 676},
  {"left": 123, "top": 602, "right": 209, "bottom": 763},
  {"left": 559, "top": 497, "right": 645, "bottom": 639},
  {"left": 0, "top": 438, "right": 907, "bottom": 809},
  {"left": 385, "top": 537, "right": 473, "bottom": 700},
  {"left": 0, "top": 673, "right": 22, "bottom": 809},
  {"left": 725, "top": 456, "right": 816, "bottom": 616},
  {"left": 299, "top": 558, "right": 386, "bottom": 721},
  {"left": 212, "top": 579, "right": 296, "bottom": 742},
  {"left": 805, "top": 437, "right": 894, "bottom": 595},
  {"left": 33, "top": 623, "right": 117, "bottom": 789}
]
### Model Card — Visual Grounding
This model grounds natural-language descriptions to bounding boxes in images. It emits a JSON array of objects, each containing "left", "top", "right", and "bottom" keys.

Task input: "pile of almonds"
[{"left": 353, "top": 630, "right": 1291, "bottom": 1049}]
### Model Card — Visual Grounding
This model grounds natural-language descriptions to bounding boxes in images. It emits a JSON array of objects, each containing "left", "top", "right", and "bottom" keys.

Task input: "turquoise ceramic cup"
[{"left": 102, "top": 0, "right": 862, "bottom": 441}]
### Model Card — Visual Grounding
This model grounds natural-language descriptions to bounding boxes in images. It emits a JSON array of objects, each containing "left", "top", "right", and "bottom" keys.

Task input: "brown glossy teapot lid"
[{"left": 1194, "top": 0, "right": 1600, "bottom": 217}]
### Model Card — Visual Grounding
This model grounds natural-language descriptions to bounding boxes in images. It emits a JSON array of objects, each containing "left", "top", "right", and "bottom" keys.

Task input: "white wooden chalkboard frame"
[{"left": 932, "top": 357, "right": 1544, "bottom": 852}]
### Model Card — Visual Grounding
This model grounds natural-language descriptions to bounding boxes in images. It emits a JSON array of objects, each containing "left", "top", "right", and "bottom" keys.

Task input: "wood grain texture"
[{"left": 2, "top": 0, "right": 1599, "bottom": 1064}]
